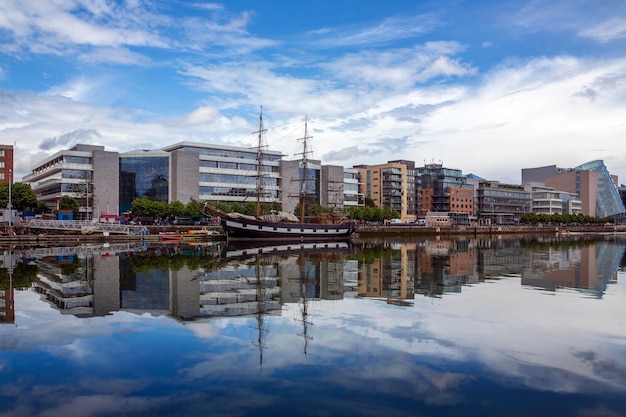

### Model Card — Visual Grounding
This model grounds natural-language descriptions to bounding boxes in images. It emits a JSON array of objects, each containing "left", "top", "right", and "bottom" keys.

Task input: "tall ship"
[{"left": 205, "top": 109, "right": 355, "bottom": 241}]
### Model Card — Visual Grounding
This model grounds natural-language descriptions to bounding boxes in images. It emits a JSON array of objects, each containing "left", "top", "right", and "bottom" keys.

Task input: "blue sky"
[{"left": 1, "top": 0, "right": 626, "bottom": 184}]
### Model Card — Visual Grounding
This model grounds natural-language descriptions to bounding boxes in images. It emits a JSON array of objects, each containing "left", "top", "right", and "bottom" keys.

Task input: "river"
[{"left": 1, "top": 235, "right": 625, "bottom": 416}]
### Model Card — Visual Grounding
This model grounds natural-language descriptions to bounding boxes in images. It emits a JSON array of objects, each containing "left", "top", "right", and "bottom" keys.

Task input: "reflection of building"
[
  {"left": 415, "top": 240, "right": 477, "bottom": 297},
  {"left": 521, "top": 243, "right": 625, "bottom": 297},
  {"left": 31, "top": 244, "right": 144, "bottom": 317},
  {"left": 0, "top": 251, "right": 16, "bottom": 324},
  {"left": 357, "top": 244, "right": 415, "bottom": 300},
  {"left": 475, "top": 239, "right": 530, "bottom": 278},
  {"left": 35, "top": 254, "right": 95, "bottom": 316}
]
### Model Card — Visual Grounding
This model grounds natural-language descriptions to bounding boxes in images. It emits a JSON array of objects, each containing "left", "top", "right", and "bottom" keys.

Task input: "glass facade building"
[
  {"left": 119, "top": 155, "right": 169, "bottom": 213},
  {"left": 574, "top": 160, "right": 626, "bottom": 219}
]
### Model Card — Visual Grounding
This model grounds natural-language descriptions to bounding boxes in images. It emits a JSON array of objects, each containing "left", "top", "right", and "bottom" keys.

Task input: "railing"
[
  {"left": 25, "top": 243, "right": 147, "bottom": 258},
  {"left": 27, "top": 219, "right": 149, "bottom": 235}
]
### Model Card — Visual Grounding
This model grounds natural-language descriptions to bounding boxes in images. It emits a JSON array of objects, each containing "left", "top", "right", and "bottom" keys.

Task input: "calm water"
[{"left": 1, "top": 236, "right": 625, "bottom": 417}]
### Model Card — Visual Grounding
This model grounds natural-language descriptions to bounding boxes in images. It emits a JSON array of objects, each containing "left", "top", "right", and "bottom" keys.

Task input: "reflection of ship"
[
  {"left": 223, "top": 240, "right": 353, "bottom": 356},
  {"left": 205, "top": 110, "right": 355, "bottom": 241},
  {"left": 221, "top": 240, "right": 352, "bottom": 260}
]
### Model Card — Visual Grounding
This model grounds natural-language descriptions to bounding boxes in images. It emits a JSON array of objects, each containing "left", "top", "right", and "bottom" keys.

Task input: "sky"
[{"left": 1, "top": 0, "right": 626, "bottom": 185}]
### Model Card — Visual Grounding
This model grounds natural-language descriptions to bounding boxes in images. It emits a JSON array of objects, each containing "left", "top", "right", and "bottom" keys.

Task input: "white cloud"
[
  {"left": 580, "top": 18, "right": 626, "bottom": 43},
  {"left": 176, "top": 106, "right": 222, "bottom": 127},
  {"left": 309, "top": 14, "right": 441, "bottom": 48}
]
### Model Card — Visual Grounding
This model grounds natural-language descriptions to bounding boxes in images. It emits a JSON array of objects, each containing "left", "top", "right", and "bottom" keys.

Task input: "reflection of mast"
[
  {"left": 296, "top": 253, "right": 313, "bottom": 356},
  {"left": 250, "top": 256, "right": 268, "bottom": 370}
]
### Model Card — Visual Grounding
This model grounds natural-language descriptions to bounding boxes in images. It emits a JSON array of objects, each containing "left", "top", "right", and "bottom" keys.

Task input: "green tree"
[
  {"left": 169, "top": 200, "right": 186, "bottom": 218},
  {"left": 185, "top": 200, "right": 203, "bottom": 219},
  {"left": 0, "top": 183, "right": 38, "bottom": 211},
  {"left": 58, "top": 196, "right": 80, "bottom": 217}
]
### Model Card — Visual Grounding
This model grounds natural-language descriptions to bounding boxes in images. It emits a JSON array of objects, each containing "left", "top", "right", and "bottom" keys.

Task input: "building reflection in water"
[
  {"left": 9, "top": 236, "right": 625, "bottom": 323},
  {"left": 0, "top": 250, "right": 16, "bottom": 324}
]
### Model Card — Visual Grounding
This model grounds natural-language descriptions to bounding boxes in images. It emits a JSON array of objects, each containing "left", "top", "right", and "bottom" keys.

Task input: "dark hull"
[{"left": 220, "top": 216, "right": 355, "bottom": 241}]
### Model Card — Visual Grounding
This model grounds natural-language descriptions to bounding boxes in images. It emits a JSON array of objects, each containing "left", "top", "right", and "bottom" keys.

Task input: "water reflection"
[
  {"left": 1, "top": 236, "right": 626, "bottom": 416},
  {"left": 1, "top": 236, "right": 625, "bottom": 323}
]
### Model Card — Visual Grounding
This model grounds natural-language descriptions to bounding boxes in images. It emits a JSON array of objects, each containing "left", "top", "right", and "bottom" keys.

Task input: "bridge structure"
[{"left": 27, "top": 219, "right": 149, "bottom": 236}]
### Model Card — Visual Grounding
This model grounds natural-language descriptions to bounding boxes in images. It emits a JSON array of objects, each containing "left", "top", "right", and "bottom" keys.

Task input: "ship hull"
[{"left": 220, "top": 216, "right": 355, "bottom": 241}]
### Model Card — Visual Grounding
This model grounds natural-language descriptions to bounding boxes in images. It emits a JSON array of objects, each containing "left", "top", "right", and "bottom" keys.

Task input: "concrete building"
[{"left": 521, "top": 161, "right": 625, "bottom": 221}]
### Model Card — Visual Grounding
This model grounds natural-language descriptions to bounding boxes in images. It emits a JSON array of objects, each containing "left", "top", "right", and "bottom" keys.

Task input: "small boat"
[{"left": 205, "top": 109, "right": 355, "bottom": 241}]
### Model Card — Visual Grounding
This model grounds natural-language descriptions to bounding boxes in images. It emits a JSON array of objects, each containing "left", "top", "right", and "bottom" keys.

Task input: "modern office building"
[
  {"left": 342, "top": 168, "right": 361, "bottom": 208},
  {"left": 119, "top": 149, "right": 170, "bottom": 214},
  {"left": 23, "top": 144, "right": 118, "bottom": 220},
  {"left": 417, "top": 163, "right": 473, "bottom": 218},
  {"left": 526, "top": 183, "right": 582, "bottom": 215},
  {"left": 474, "top": 181, "right": 531, "bottom": 225},
  {"left": 162, "top": 141, "right": 283, "bottom": 206},
  {"left": 24, "top": 141, "right": 362, "bottom": 218},
  {"left": 521, "top": 160, "right": 625, "bottom": 221},
  {"left": 355, "top": 160, "right": 418, "bottom": 222}
]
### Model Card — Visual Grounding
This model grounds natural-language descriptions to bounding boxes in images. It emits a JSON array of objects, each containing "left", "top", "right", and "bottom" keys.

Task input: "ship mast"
[
  {"left": 253, "top": 107, "right": 268, "bottom": 219},
  {"left": 297, "top": 116, "right": 313, "bottom": 223}
]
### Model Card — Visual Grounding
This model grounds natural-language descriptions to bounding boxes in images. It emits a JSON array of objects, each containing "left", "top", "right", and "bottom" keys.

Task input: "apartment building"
[
  {"left": 355, "top": 160, "right": 418, "bottom": 222},
  {"left": 0, "top": 144, "right": 13, "bottom": 184}
]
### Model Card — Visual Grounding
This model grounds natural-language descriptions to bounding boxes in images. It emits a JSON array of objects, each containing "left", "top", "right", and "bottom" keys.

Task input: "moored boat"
[{"left": 206, "top": 109, "right": 355, "bottom": 241}]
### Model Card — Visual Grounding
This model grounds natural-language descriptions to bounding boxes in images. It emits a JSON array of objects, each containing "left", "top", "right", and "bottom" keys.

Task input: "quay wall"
[
  {"left": 353, "top": 224, "right": 626, "bottom": 238},
  {"left": 1, "top": 224, "right": 625, "bottom": 247}
]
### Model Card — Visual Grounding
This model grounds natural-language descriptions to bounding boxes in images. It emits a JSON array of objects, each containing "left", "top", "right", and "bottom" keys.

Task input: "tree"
[
  {"left": 0, "top": 183, "right": 38, "bottom": 211},
  {"left": 168, "top": 200, "right": 186, "bottom": 218},
  {"left": 58, "top": 196, "right": 80, "bottom": 217}
]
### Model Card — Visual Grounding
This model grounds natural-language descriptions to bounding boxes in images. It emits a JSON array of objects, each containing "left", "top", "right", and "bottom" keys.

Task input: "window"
[
  {"left": 0, "top": 162, "right": 4, "bottom": 168},
  {"left": 0, "top": 150, "right": 4, "bottom": 157}
]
